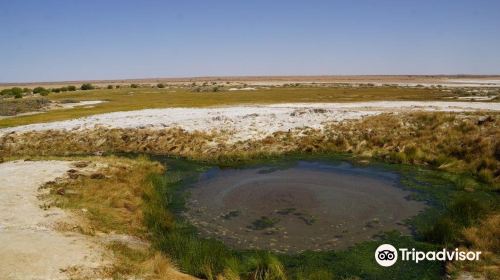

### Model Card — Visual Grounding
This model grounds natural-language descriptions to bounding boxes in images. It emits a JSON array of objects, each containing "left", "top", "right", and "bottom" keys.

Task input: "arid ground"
[{"left": 0, "top": 77, "right": 499, "bottom": 279}]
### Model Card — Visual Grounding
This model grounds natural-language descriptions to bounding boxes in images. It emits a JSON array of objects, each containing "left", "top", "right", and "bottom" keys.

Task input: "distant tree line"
[
  {"left": 1, "top": 82, "right": 167, "bottom": 99},
  {"left": 0, "top": 87, "right": 28, "bottom": 98}
]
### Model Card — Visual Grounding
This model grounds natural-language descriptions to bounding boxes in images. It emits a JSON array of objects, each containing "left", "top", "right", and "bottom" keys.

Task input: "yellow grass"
[
  {"left": 43, "top": 155, "right": 194, "bottom": 279},
  {"left": 4, "top": 112, "right": 498, "bottom": 188},
  {"left": 447, "top": 214, "right": 500, "bottom": 279}
]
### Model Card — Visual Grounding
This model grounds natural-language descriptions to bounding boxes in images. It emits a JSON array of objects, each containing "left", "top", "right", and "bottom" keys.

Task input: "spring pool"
[{"left": 183, "top": 161, "right": 427, "bottom": 253}]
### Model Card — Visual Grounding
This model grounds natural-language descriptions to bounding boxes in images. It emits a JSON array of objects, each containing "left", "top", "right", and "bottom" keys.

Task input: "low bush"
[
  {"left": 81, "top": 83, "right": 95, "bottom": 90},
  {"left": 33, "top": 87, "right": 47, "bottom": 94},
  {"left": 0, "top": 98, "right": 49, "bottom": 116},
  {"left": 1, "top": 87, "right": 23, "bottom": 98}
]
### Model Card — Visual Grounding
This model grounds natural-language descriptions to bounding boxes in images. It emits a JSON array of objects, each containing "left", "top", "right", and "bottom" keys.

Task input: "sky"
[{"left": 1, "top": 0, "right": 500, "bottom": 83}]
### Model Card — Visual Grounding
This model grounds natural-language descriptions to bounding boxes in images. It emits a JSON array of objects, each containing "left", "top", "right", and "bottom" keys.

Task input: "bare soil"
[{"left": 0, "top": 160, "right": 109, "bottom": 279}]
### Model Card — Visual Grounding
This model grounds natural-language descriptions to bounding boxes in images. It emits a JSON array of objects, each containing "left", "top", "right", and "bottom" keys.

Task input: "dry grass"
[
  {"left": 48, "top": 156, "right": 164, "bottom": 236},
  {"left": 42, "top": 155, "right": 194, "bottom": 280},
  {"left": 447, "top": 214, "right": 500, "bottom": 279},
  {"left": 3, "top": 112, "right": 498, "bottom": 188},
  {"left": 8, "top": 112, "right": 495, "bottom": 278},
  {"left": 0, "top": 97, "right": 49, "bottom": 116},
  {"left": 319, "top": 112, "right": 500, "bottom": 187}
]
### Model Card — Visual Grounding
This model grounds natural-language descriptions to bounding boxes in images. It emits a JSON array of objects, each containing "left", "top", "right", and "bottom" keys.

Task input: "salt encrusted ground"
[{"left": 2, "top": 101, "right": 499, "bottom": 143}]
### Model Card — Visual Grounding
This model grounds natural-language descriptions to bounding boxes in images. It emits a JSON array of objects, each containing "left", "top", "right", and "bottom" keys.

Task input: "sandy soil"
[
  {"left": 1, "top": 101, "right": 499, "bottom": 143},
  {"left": 0, "top": 160, "right": 108, "bottom": 280}
]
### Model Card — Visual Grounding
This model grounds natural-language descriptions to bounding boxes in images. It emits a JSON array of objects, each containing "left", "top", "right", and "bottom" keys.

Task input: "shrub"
[
  {"left": 33, "top": 87, "right": 47, "bottom": 94},
  {"left": 0, "top": 98, "right": 50, "bottom": 115},
  {"left": 67, "top": 85, "right": 77, "bottom": 91},
  {"left": 81, "top": 83, "right": 95, "bottom": 90},
  {"left": 0, "top": 88, "right": 12, "bottom": 96},
  {"left": 130, "top": 84, "right": 139, "bottom": 88},
  {"left": 157, "top": 83, "right": 165, "bottom": 88},
  {"left": 11, "top": 87, "right": 23, "bottom": 95},
  {"left": 51, "top": 88, "right": 61, "bottom": 93},
  {"left": 1, "top": 87, "right": 24, "bottom": 98}
]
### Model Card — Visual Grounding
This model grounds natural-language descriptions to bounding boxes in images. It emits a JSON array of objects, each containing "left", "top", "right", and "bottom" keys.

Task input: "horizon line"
[{"left": 2, "top": 73, "right": 500, "bottom": 86}]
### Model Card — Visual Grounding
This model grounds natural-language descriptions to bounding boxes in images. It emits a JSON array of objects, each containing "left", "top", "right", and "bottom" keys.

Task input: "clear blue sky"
[{"left": 1, "top": 0, "right": 499, "bottom": 82}]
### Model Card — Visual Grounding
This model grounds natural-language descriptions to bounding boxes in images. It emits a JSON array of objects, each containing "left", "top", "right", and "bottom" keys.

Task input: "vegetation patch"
[
  {"left": 2, "top": 110, "right": 499, "bottom": 278},
  {"left": 3, "top": 112, "right": 498, "bottom": 190},
  {"left": 221, "top": 210, "right": 241, "bottom": 220},
  {"left": 276, "top": 208, "right": 296, "bottom": 215},
  {"left": 142, "top": 155, "right": 498, "bottom": 279},
  {"left": 248, "top": 216, "right": 280, "bottom": 230},
  {"left": 0, "top": 97, "right": 49, "bottom": 116},
  {"left": 25, "top": 151, "right": 498, "bottom": 279},
  {"left": 41, "top": 155, "right": 193, "bottom": 279},
  {"left": 0, "top": 86, "right": 463, "bottom": 128}
]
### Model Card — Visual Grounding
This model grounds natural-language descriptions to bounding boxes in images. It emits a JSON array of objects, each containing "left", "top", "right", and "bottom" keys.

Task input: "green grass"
[
  {"left": 0, "top": 86, "right": 453, "bottom": 128},
  {"left": 143, "top": 154, "right": 498, "bottom": 280},
  {"left": 35, "top": 152, "right": 497, "bottom": 279}
]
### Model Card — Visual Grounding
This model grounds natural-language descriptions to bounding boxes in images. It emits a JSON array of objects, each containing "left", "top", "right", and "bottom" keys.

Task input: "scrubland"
[
  {"left": 0, "top": 84, "right": 499, "bottom": 279},
  {"left": 2, "top": 84, "right": 497, "bottom": 128}
]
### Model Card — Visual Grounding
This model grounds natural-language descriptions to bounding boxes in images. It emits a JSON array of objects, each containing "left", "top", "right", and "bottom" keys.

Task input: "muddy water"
[{"left": 184, "top": 161, "right": 426, "bottom": 253}]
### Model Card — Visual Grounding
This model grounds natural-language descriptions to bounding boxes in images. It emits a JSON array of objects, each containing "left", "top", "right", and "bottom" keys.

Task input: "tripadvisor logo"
[
  {"left": 375, "top": 244, "right": 398, "bottom": 267},
  {"left": 374, "top": 244, "right": 482, "bottom": 267}
]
